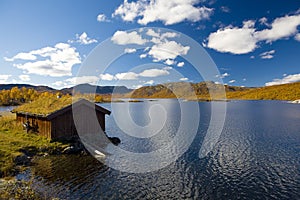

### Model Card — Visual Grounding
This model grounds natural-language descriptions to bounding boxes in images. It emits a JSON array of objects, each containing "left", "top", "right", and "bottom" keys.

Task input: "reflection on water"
[{"left": 26, "top": 100, "right": 300, "bottom": 199}]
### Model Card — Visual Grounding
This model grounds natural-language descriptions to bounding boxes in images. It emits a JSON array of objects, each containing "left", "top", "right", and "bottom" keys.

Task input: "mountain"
[
  {"left": 226, "top": 81, "right": 300, "bottom": 100},
  {"left": 129, "top": 81, "right": 300, "bottom": 101},
  {"left": 0, "top": 84, "right": 55, "bottom": 92},
  {"left": 1, "top": 81, "right": 299, "bottom": 101},
  {"left": 129, "top": 81, "right": 250, "bottom": 99},
  {"left": 60, "top": 84, "right": 132, "bottom": 94}
]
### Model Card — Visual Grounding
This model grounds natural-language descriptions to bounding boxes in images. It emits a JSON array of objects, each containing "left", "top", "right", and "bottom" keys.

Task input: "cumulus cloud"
[
  {"left": 260, "top": 50, "right": 275, "bottom": 59},
  {"left": 216, "top": 72, "right": 230, "bottom": 78},
  {"left": 265, "top": 73, "right": 300, "bottom": 86},
  {"left": 124, "top": 48, "right": 137, "bottom": 54},
  {"left": 97, "top": 67, "right": 171, "bottom": 81},
  {"left": 19, "top": 75, "right": 30, "bottom": 81},
  {"left": 4, "top": 53, "right": 37, "bottom": 61},
  {"left": 255, "top": 14, "right": 300, "bottom": 42},
  {"left": 99, "top": 73, "right": 115, "bottom": 81},
  {"left": 148, "top": 40, "right": 190, "bottom": 61},
  {"left": 205, "top": 13, "right": 300, "bottom": 54},
  {"left": 6, "top": 43, "right": 81, "bottom": 77},
  {"left": 113, "top": 0, "right": 213, "bottom": 25},
  {"left": 115, "top": 72, "right": 139, "bottom": 80},
  {"left": 75, "top": 32, "right": 97, "bottom": 45},
  {"left": 145, "top": 80, "right": 154, "bottom": 85},
  {"left": 139, "top": 68, "right": 170, "bottom": 77},
  {"left": 97, "top": 14, "right": 109, "bottom": 22},
  {"left": 111, "top": 30, "right": 147, "bottom": 45},
  {"left": 140, "top": 54, "right": 147, "bottom": 59},
  {"left": 65, "top": 76, "right": 99, "bottom": 85},
  {"left": 0, "top": 75, "right": 11, "bottom": 84},
  {"left": 204, "top": 20, "right": 257, "bottom": 54},
  {"left": 228, "top": 79, "right": 236, "bottom": 83},
  {"left": 177, "top": 62, "right": 185, "bottom": 67},
  {"left": 259, "top": 17, "right": 269, "bottom": 26},
  {"left": 164, "top": 59, "right": 175, "bottom": 65}
]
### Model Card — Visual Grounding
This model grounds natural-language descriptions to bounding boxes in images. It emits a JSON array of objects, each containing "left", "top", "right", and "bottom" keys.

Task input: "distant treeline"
[{"left": 0, "top": 87, "right": 108, "bottom": 106}]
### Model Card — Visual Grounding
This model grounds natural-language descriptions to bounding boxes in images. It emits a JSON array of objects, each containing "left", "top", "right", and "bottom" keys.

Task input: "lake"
[{"left": 20, "top": 100, "right": 300, "bottom": 199}]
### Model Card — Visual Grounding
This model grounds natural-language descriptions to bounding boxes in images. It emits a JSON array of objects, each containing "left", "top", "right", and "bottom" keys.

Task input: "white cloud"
[
  {"left": 255, "top": 14, "right": 300, "bottom": 42},
  {"left": 124, "top": 48, "right": 137, "bottom": 54},
  {"left": 243, "top": 78, "right": 247, "bottom": 81},
  {"left": 220, "top": 6, "right": 230, "bottom": 13},
  {"left": 113, "top": 0, "right": 144, "bottom": 22},
  {"left": 205, "top": 21, "right": 257, "bottom": 54},
  {"left": 19, "top": 75, "right": 30, "bottom": 81},
  {"left": 0, "top": 75, "right": 11, "bottom": 84},
  {"left": 99, "top": 67, "right": 171, "bottom": 81},
  {"left": 250, "top": 55, "right": 255, "bottom": 59},
  {"left": 99, "top": 73, "right": 115, "bottom": 81},
  {"left": 144, "top": 80, "right": 154, "bottom": 85},
  {"left": 177, "top": 62, "right": 185, "bottom": 67},
  {"left": 260, "top": 50, "right": 275, "bottom": 59},
  {"left": 180, "top": 77, "right": 188, "bottom": 81},
  {"left": 228, "top": 79, "right": 236, "bottom": 83},
  {"left": 111, "top": 30, "right": 147, "bottom": 45},
  {"left": 7, "top": 43, "right": 81, "bottom": 77},
  {"left": 139, "top": 68, "right": 170, "bottom": 77},
  {"left": 259, "top": 17, "right": 269, "bottom": 26},
  {"left": 113, "top": 0, "right": 213, "bottom": 25},
  {"left": 52, "top": 81, "right": 64, "bottom": 87},
  {"left": 140, "top": 54, "right": 147, "bottom": 59},
  {"left": 97, "top": 14, "right": 109, "bottom": 22},
  {"left": 75, "top": 32, "right": 97, "bottom": 45},
  {"left": 265, "top": 73, "right": 300, "bottom": 86},
  {"left": 216, "top": 72, "right": 230, "bottom": 79},
  {"left": 4, "top": 52, "right": 37, "bottom": 61},
  {"left": 164, "top": 59, "right": 175, "bottom": 65},
  {"left": 148, "top": 40, "right": 190, "bottom": 61},
  {"left": 146, "top": 29, "right": 160, "bottom": 37},
  {"left": 115, "top": 72, "right": 139, "bottom": 80},
  {"left": 65, "top": 76, "right": 99, "bottom": 85},
  {"left": 205, "top": 13, "right": 300, "bottom": 54},
  {"left": 295, "top": 33, "right": 300, "bottom": 41}
]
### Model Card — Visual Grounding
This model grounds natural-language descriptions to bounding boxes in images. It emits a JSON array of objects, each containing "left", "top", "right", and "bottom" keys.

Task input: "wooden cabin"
[{"left": 13, "top": 99, "right": 111, "bottom": 140}]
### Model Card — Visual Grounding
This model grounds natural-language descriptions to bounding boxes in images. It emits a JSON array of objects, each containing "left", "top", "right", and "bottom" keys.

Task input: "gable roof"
[
  {"left": 47, "top": 98, "right": 110, "bottom": 120},
  {"left": 13, "top": 98, "right": 110, "bottom": 119}
]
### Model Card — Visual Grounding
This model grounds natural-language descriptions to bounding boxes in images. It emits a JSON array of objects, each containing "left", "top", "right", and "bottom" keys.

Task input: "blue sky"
[{"left": 1, "top": 0, "right": 300, "bottom": 89}]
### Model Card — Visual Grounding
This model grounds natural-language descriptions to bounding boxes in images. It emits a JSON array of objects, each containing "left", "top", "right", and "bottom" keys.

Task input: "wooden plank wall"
[
  {"left": 16, "top": 105, "right": 107, "bottom": 140},
  {"left": 16, "top": 114, "right": 51, "bottom": 138}
]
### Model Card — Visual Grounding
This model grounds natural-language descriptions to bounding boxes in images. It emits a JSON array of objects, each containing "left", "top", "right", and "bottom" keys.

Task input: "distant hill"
[
  {"left": 0, "top": 84, "right": 55, "bottom": 92},
  {"left": 1, "top": 81, "right": 299, "bottom": 101},
  {"left": 0, "top": 83, "right": 132, "bottom": 95},
  {"left": 226, "top": 81, "right": 300, "bottom": 100},
  {"left": 129, "top": 81, "right": 250, "bottom": 99},
  {"left": 61, "top": 84, "right": 132, "bottom": 94},
  {"left": 129, "top": 81, "right": 300, "bottom": 101}
]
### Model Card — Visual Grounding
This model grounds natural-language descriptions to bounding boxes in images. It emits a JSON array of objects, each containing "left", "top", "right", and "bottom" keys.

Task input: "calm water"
[{"left": 23, "top": 100, "right": 300, "bottom": 199}]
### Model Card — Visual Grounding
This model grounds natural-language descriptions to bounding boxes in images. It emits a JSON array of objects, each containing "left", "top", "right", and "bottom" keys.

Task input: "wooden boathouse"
[{"left": 13, "top": 98, "right": 111, "bottom": 140}]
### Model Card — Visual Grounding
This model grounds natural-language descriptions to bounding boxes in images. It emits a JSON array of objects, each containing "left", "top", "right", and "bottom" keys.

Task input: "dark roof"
[{"left": 14, "top": 98, "right": 110, "bottom": 119}]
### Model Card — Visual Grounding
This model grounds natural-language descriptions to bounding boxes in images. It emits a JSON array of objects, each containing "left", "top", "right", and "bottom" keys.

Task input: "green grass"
[
  {"left": 0, "top": 113, "right": 67, "bottom": 177},
  {"left": 13, "top": 96, "right": 73, "bottom": 116}
]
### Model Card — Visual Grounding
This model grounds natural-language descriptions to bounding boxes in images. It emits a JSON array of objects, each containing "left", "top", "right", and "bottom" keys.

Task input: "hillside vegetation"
[
  {"left": 129, "top": 81, "right": 300, "bottom": 101},
  {"left": 226, "top": 82, "right": 300, "bottom": 100}
]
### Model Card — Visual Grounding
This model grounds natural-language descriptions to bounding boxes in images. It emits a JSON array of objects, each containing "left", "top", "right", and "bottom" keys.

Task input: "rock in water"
[{"left": 108, "top": 137, "right": 121, "bottom": 145}]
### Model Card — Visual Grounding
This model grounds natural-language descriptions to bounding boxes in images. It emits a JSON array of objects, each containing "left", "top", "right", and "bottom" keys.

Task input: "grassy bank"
[{"left": 0, "top": 112, "right": 68, "bottom": 177}]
